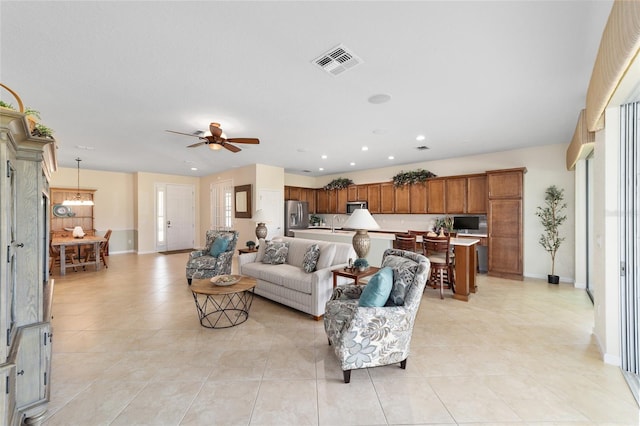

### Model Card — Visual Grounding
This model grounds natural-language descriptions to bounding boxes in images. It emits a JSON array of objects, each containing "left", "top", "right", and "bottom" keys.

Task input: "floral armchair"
[
  {"left": 186, "top": 230, "right": 239, "bottom": 285},
  {"left": 324, "top": 249, "right": 430, "bottom": 383}
]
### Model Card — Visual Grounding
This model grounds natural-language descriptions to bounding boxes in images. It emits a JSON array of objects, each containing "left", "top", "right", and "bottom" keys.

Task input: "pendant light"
[{"left": 62, "top": 158, "right": 94, "bottom": 206}]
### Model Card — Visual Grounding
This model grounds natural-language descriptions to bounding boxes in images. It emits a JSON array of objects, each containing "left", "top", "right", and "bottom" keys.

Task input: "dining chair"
[
  {"left": 422, "top": 235, "right": 454, "bottom": 299},
  {"left": 393, "top": 233, "right": 417, "bottom": 252},
  {"left": 84, "top": 229, "right": 112, "bottom": 268},
  {"left": 49, "top": 240, "right": 78, "bottom": 274}
]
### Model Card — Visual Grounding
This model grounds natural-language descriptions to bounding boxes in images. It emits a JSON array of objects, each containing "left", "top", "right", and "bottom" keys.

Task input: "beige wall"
[{"left": 285, "top": 143, "right": 575, "bottom": 282}]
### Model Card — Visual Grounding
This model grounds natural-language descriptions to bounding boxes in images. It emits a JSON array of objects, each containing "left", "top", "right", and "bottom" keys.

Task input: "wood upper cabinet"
[
  {"left": 409, "top": 182, "right": 428, "bottom": 213},
  {"left": 394, "top": 185, "right": 410, "bottom": 214},
  {"left": 488, "top": 168, "right": 524, "bottom": 199},
  {"left": 347, "top": 185, "right": 357, "bottom": 201},
  {"left": 288, "top": 186, "right": 302, "bottom": 200},
  {"left": 487, "top": 168, "right": 526, "bottom": 280},
  {"left": 467, "top": 175, "right": 487, "bottom": 214},
  {"left": 380, "top": 183, "right": 395, "bottom": 213},
  {"left": 445, "top": 177, "right": 467, "bottom": 214},
  {"left": 367, "top": 184, "right": 381, "bottom": 213},
  {"left": 316, "top": 190, "right": 331, "bottom": 213},
  {"left": 336, "top": 188, "right": 348, "bottom": 214},
  {"left": 357, "top": 185, "right": 368, "bottom": 202},
  {"left": 300, "top": 188, "right": 316, "bottom": 213},
  {"left": 427, "top": 179, "right": 446, "bottom": 214}
]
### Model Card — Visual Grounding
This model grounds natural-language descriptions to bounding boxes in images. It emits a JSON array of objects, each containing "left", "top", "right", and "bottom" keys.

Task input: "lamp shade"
[
  {"left": 343, "top": 209, "right": 380, "bottom": 230},
  {"left": 253, "top": 209, "right": 269, "bottom": 223}
]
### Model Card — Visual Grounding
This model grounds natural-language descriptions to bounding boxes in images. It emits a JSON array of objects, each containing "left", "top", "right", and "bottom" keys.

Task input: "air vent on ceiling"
[
  {"left": 313, "top": 44, "right": 362, "bottom": 76},
  {"left": 416, "top": 146, "right": 430, "bottom": 151}
]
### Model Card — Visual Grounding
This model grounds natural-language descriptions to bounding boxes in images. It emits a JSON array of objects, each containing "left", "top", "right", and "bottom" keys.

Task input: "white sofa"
[{"left": 238, "top": 236, "right": 356, "bottom": 319}]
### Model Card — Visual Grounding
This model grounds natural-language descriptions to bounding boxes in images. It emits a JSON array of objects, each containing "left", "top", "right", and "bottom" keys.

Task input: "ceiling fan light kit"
[{"left": 166, "top": 122, "right": 259, "bottom": 153}]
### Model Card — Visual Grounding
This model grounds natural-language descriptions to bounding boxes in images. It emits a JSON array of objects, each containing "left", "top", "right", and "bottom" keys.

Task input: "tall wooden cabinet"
[
  {"left": 0, "top": 109, "right": 56, "bottom": 425},
  {"left": 487, "top": 168, "right": 526, "bottom": 280}
]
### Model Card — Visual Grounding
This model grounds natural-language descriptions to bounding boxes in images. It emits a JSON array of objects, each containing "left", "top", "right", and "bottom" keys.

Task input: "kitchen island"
[{"left": 293, "top": 228, "right": 479, "bottom": 301}]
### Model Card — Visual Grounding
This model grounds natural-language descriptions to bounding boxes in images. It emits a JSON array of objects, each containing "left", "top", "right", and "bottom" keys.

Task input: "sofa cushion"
[
  {"left": 316, "top": 244, "right": 337, "bottom": 270},
  {"left": 302, "top": 244, "right": 320, "bottom": 273},
  {"left": 382, "top": 254, "right": 418, "bottom": 306},
  {"left": 255, "top": 238, "right": 266, "bottom": 262},
  {"left": 242, "top": 262, "right": 315, "bottom": 294},
  {"left": 209, "top": 237, "right": 229, "bottom": 257},
  {"left": 263, "top": 241, "right": 289, "bottom": 265},
  {"left": 359, "top": 267, "right": 393, "bottom": 307}
]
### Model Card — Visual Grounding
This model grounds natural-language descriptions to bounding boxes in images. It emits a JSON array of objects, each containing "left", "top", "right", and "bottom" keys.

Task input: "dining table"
[{"left": 51, "top": 235, "right": 107, "bottom": 276}]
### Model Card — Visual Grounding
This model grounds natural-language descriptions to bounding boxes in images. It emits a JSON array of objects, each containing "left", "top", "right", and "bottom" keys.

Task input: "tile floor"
[{"left": 44, "top": 252, "right": 639, "bottom": 425}]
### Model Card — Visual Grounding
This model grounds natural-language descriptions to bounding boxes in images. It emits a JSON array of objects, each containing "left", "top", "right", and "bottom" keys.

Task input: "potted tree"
[{"left": 536, "top": 185, "right": 567, "bottom": 284}]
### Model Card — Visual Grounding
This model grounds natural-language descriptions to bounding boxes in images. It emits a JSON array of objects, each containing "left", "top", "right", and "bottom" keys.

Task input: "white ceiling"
[{"left": 1, "top": 1, "right": 612, "bottom": 178}]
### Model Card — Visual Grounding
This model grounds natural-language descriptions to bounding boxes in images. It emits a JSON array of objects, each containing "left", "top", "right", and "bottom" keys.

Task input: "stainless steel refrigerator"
[{"left": 285, "top": 200, "right": 309, "bottom": 236}]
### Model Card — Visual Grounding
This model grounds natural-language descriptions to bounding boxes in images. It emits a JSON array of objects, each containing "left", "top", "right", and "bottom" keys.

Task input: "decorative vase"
[
  {"left": 255, "top": 222, "right": 268, "bottom": 239},
  {"left": 72, "top": 226, "right": 85, "bottom": 239}
]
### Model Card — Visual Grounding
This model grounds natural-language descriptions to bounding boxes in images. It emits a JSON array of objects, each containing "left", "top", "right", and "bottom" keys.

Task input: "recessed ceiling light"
[
  {"left": 319, "top": 167, "right": 324, "bottom": 171},
  {"left": 190, "top": 167, "right": 198, "bottom": 171},
  {"left": 321, "top": 155, "right": 327, "bottom": 159},
  {"left": 416, "top": 135, "right": 426, "bottom": 141},
  {"left": 388, "top": 156, "right": 395, "bottom": 160},
  {"left": 368, "top": 94, "right": 392, "bottom": 104},
  {"left": 362, "top": 146, "right": 368, "bottom": 151},
  {"left": 350, "top": 162, "right": 356, "bottom": 166}
]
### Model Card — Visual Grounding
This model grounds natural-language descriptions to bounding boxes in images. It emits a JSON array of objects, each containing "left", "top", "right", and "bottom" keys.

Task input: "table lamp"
[
  {"left": 343, "top": 209, "right": 380, "bottom": 260},
  {"left": 253, "top": 209, "right": 269, "bottom": 239}
]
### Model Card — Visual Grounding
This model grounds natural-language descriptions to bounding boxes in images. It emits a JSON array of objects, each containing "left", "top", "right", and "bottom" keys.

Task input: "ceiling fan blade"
[
  {"left": 227, "top": 138, "right": 260, "bottom": 144},
  {"left": 209, "top": 122, "right": 223, "bottom": 138},
  {"left": 187, "top": 141, "right": 206, "bottom": 148},
  {"left": 221, "top": 142, "right": 241, "bottom": 153},
  {"left": 166, "top": 130, "right": 201, "bottom": 138}
]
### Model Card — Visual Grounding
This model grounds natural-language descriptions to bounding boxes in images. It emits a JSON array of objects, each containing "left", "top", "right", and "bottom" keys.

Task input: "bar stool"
[{"left": 423, "top": 235, "right": 455, "bottom": 299}]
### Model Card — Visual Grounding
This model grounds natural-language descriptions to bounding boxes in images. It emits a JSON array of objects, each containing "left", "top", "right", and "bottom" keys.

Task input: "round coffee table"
[{"left": 190, "top": 276, "right": 257, "bottom": 328}]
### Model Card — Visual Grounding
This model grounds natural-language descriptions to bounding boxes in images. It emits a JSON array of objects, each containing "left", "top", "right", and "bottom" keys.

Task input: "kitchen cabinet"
[
  {"left": 445, "top": 177, "right": 467, "bottom": 214},
  {"left": 347, "top": 185, "right": 357, "bottom": 201},
  {"left": 380, "top": 183, "right": 395, "bottom": 213},
  {"left": 336, "top": 188, "right": 348, "bottom": 214},
  {"left": 409, "top": 182, "right": 428, "bottom": 213},
  {"left": 0, "top": 108, "right": 56, "bottom": 424},
  {"left": 427, "top": 179, "right": 446, "bottom": 214},
  {"left": 394, "top": 185, "right": 410, "bottom": 213},
  {"left": 287, "top": 186, "right": 301, "bottom": 200},
  {"left": 316, "top": 190, "right": 331, "bottom": 213},
  {"left": 367, "top": 184, "right": 381, "bottom": 214},
  {"left": 300, "top": 188, "right": 315, "bottom": 213},
  {"left": 466, "top": 175, "right": 487, "bottom": 214},
  {"left": 357, "top": 185, "right": 368, "bottom": 202},
  {"left": 487, "top": 168, "right": 526, "bottom": 280}
]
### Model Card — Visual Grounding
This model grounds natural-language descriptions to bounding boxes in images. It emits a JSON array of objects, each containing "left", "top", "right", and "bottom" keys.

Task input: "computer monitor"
[{"left": 453, "top": 216, "right": 480, "bottom": 230}]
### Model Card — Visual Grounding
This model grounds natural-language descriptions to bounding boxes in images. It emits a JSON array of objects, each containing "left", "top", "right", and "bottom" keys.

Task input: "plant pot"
[{"left": 547, "top": 274, "right": 560, "bottom": 284}]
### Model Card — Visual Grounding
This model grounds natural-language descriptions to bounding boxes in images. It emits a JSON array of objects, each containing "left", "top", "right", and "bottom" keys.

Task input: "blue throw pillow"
[
  {"left": 359, "top": 267, "right": 394, "bottom": 307},
  {"left": 209, "top": 237, "right": 229, "bottom": 257}
]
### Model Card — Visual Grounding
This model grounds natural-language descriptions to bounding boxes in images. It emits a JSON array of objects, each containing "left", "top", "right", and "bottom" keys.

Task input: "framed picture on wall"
[{"left": 234, "top": 184, "right": 252, "bottom": 218}]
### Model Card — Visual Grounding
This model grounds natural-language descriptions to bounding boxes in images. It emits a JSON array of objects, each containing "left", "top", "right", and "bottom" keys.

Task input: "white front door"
[{"left": 166, "top": 184, "right": 195, "bottom": 251}]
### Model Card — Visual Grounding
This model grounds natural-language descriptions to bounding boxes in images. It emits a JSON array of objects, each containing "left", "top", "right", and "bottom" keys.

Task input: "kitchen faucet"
[{"left": 331, "top": 215, "right": 338, "bottom": 233}]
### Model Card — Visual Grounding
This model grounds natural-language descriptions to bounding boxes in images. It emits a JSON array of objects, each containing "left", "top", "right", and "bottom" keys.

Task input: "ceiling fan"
[{"left": 166, "top": 122, "right": 260, "bottom": 153}]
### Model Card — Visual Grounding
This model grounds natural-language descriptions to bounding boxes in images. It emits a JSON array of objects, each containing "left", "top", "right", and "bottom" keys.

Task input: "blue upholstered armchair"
[
  {"left": 324, "top": 249, "right": 430, "bottom": 383},
  {"left": 186, "top": 230, "right": 239, "bottom": 285}
]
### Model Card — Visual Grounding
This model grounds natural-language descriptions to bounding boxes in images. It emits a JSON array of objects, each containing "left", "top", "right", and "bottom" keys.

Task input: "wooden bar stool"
[{"left": 423, "top": 235, "right": 455, "bottom": 299}]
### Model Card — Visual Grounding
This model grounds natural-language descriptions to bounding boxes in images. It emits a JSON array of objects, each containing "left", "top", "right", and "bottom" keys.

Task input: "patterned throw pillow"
[
  {"left": 262, "top": 241, "right": 289, "bottom": 265},
  {"left": 382, "top": 255, "right": 418, "bottom": 306},
  {"left": 302, "top": 244, "right": 320, "bottom": 273},
  {"left": 209, "top": 237, "right": 229, "bottom": 257}
]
